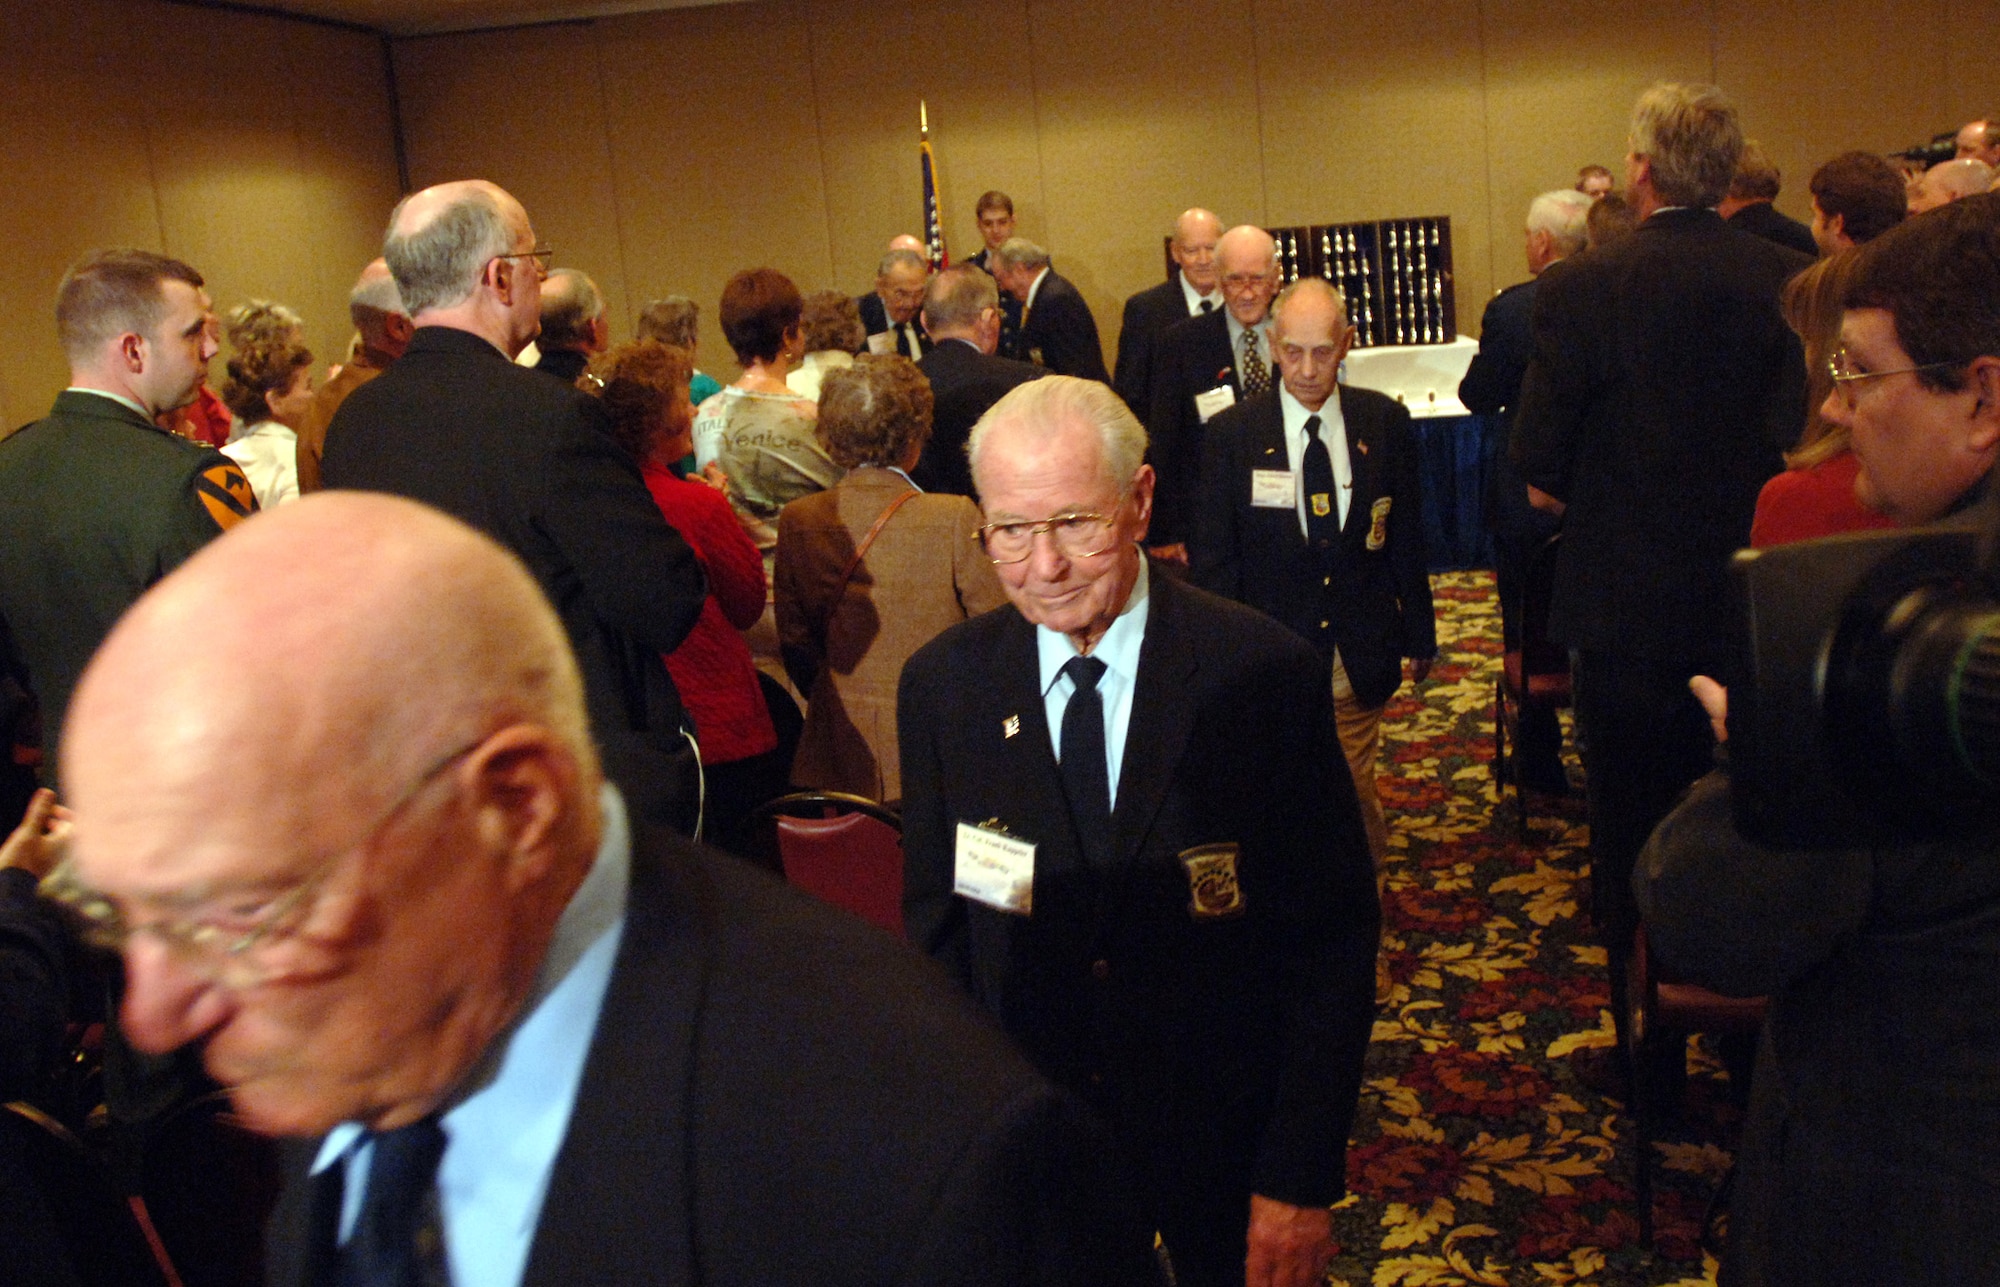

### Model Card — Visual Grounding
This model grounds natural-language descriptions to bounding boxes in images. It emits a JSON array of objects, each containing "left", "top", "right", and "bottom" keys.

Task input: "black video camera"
[
  {"left": 1728, "top": 502, "right": 2000, "bottom": 848},
  {"left": 1892, "top": 132, "right": 1959, "bottom": 169}
]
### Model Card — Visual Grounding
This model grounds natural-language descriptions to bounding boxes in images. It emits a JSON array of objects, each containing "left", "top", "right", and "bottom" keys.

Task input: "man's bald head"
[
  {"left": 383, "top": 180, "right": 532, "bottom": 320},
  {"left": 1910, "top": 158, "right": 1996, "bottom": 214},
  {"left": 886, "top": 234, "right": 926, "bottom": 256},
  {"left": 1957, "top": 119, "right": 2000, "bottom": 167},
  {"left": 1216, "top": 225, "right": 1280, "bottom": 327},
  {"left": 64, "top": 493, "right": 600, "bottom": 1135},
  {"left": 539, "top": 268, "right": 607, "bottom": 354},
  {"left": 1171, "top": 208, "right": 1224, "bottom": 295}
]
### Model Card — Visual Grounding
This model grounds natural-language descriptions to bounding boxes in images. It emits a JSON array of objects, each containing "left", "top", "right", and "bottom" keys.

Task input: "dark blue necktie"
[
  {"left": 339, "top": 1116, "right": 448, "bottom": 1287},
  {"left": 1060, "top": 655, "right": 1112, "bottom": 867},
  {"left": 1302, "top": 413, "right": 1338, "bottom": 559}
]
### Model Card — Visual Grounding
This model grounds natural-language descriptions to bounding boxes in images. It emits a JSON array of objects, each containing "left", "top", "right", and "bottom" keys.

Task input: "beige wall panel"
[
  {"left": 1254, "top": 0, "right": 1490, "bottom": 336},
  {"left": 594, "top": 2, "right": 831, "bottom": 375},
  {"left": 282, "top": 23, "right": 407, "bottom": 357},
  {"left": 1944, "top": 0, "right": 2000, "bottom": 126},
  {"left": 0, "top": 1, "right": 162, "bottom": 427},
  {"left": 395, "top": 25, "right": 631, "bottom": 344},
  {"left": 1718, "top": 0, "right": 1947, "bottom": 226},
  {"left": 807, "top": 0, "right": 1041, "bottom": 291},
  {"left": 1026, "top": 0, "right": 1269, "bottom": 372},
  {"left": 1475, "top": 0, "right": 1710, "bottom": 332}
]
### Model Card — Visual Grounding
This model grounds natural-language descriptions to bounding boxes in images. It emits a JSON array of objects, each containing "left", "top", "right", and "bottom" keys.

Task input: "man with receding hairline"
[
  {"left": 859, "top": 247, "right": 932, "bottom": 358},
  {"left": 902, "top": 376, "right": 1378, "bottom": 1287},
  {"left": 0, "top": 247, "right": 253, "bottom": 780},
  {"left": 324, "top": 179, "right": 708, "bottom": 833},
  {"left": 1957, "top": 117, "right": 2000, "bottom": 167},
  {"left": 533, "top": 267, "right": 609, "bottom": 383},
  {"left": 53, "top": 491, "right": 1156, "bottom": 1287},
  {"left": 913, "top": 263, "right": 1045, "bottom": 496},
  {"left": 1114, "top": 207, "right": 1225, "bottom": 421}
]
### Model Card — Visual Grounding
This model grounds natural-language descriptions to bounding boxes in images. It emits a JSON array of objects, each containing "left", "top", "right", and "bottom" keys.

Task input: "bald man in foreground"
[
  {"left": 323, "top": 180, "right": 707, "bottom": 833},
  {"left": 55, "top": 493, "right": 1157, "bottom": 1287}
]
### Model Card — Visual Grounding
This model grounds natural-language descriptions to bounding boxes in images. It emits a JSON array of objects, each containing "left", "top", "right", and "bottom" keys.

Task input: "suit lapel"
[
  {"left": 1110, "top": 567, "right": 1198, "bottom": 863},
  {"left": 1339, "top": 386, "right": 1384, "bottom": 544},
  {"left": 1244, "top": 395, "right": 1306, "bottom": 551}
]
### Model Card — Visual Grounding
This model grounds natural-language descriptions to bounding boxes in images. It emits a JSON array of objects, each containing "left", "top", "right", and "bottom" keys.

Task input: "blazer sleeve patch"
[{"left": 195, "top": 463, "right": 256, "bottom": 530}]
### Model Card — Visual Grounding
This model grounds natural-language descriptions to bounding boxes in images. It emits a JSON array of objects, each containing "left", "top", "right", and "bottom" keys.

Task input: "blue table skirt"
[{"left": 1417, "top": 412, "right": 1500, "bottom": 572}]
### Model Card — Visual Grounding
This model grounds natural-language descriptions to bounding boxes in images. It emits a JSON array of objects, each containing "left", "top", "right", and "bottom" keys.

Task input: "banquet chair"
[{"left": 733, "top": 792, "right": 905, "bottom": 937}]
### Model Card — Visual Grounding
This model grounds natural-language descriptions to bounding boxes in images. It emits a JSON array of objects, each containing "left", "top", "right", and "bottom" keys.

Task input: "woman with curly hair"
[
  {"left": 775, "top": 354, "right": 1005, "bottom": 804},
  {"left": 218, "top": 339, "right": 314, "bottom": 509},
  {"left": 586, "top": 339, "right": 787, "bottom": 842}
]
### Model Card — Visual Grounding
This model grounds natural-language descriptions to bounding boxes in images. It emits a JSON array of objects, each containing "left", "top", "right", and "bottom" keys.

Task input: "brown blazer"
[
  {"left": 294, "top": 357, "right": 385, "bottom": 493},
  {"left": 775, "top": 468, "right": 1006, "bottom": 802}
]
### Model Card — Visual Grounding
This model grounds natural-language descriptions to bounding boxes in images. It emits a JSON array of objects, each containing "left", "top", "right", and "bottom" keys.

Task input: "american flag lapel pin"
[{"left": 1003, "top": 714, "right": 1021, "bottom": 739}]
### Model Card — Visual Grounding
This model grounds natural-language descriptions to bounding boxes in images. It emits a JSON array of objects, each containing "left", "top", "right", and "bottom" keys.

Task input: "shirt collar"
[
  {"left": 65, "top": 387, "right": 153, "bottom": 420},
  {"left": 1225, "top": 310, "right": 1269, "bottom": 352},
  {"left": 1179, "top": 273, "right": 1223, "bottom": 314},
  {"left": 1036, "top": 554, "right": 1150, "bottom": 696},
  {"left": 1024, "top": 267, "right": 1050, "bottom": 311}
]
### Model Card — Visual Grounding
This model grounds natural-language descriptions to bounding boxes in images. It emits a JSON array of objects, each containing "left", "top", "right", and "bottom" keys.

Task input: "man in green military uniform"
[{"left": 0, "top": 249, "right": 254, "bottom": 782}]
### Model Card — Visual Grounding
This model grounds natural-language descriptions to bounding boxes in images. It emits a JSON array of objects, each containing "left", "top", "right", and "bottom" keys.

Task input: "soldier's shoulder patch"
[{"left": 194, "top": 461, "right": 256, "bottom": 531}]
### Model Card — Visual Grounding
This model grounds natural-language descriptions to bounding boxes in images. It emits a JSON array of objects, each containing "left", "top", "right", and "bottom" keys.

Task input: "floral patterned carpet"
[{"left": 1325, "top": 572, "right": 1734, "bottom": 1287}]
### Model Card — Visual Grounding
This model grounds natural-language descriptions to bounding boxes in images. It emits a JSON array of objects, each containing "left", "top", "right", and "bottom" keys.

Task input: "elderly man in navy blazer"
[
  {"left": 902, "top": 375, "right": 1379, "bottom": 1287},
  {"left": 1194, "top": 278, "right": 1437, "bottom": 866},
  {"left": 1113, "top": 207, "right": 1225, "bottom": 420}
]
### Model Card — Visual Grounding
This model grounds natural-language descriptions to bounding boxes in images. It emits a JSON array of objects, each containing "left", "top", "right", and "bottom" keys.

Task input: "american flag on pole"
[{"left": 920, "top": 100, "right": 948, "bottom": 271}]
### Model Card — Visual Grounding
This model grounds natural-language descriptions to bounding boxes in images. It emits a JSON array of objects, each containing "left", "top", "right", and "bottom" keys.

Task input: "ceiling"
[{"left": 200, "top": 0, "right": 739, "bottom": 37}]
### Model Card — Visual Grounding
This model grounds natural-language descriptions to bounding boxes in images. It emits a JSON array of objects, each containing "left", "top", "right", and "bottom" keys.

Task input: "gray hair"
[
  {"left": 1269, "top": 277, "right": 1349, "bottom": 340},
  {"left": 1729, "top": 139, "right": 1782, "bottom": 202},
  {"left": 991, "top": 237, "right": 1051, "bottom": 272},
  {"left": 921, "top": 264, "right": 999, "bottom": 334},
  {"left": 877, "top": 248, "right": 929, "bottom": 278},
  {"left": 968, "top": 375, "right": 1147, "bottom": 498},
  {"left": 538, "top": 268, "right": 604, "bottom": 349},
  {"left": 349, "top": 269, "right": 404, "bottom": 326},
  {"left": 1526, "top": 189, "right": 1594, "bottom": 258},
  {"left": 636, "top": 296, "right": 698, "bottom": 348},
  {"left": 384, "top": 187, "right": 516, "bottom": 316},
  {"left": 1628, "top": 81, "right": 1742, "bottom": 209}
]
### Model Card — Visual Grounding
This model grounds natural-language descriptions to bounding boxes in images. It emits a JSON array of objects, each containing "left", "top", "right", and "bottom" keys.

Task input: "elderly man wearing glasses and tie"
[
  {"left": 899, "top": 375, "right": 1380, "bottom": 1287},
  {"left": 52, "top": 491, "right": 1160, "bottom": 1287}
]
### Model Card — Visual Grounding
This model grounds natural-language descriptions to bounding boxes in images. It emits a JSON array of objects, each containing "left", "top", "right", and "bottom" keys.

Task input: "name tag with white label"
[
  {"left": 955, "top": 822, "right": 1036, "bottom": 915},
  {"left": 866, "top": 330, "right": 896, "bottom": 355},
  {"left": 1251, "top": 469, "right": 1295, "bottom": 508},
  {"left": 1193, "top": 385, "right": 1237, "bottom": 423}
]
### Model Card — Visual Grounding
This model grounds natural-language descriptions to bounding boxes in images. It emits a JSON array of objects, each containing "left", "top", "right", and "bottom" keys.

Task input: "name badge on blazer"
[
  {"left": 1178, "top": 843, "right": 1246, "bottom": 919},
  {"left": 866, "top": 330, "right": 896, "bottom": 356},
  {"left": 1366, "top": 496, "right": 1392, "bottom": 551},
  {"left": 1251, "top": 469, "right": 1294, "bottom": 508},
  {"left": 1193, "top": 385, "right": 1237, "bottom": 423},
  {"left": 955, "top": 821, "right": 1036, "bottom": 915}
]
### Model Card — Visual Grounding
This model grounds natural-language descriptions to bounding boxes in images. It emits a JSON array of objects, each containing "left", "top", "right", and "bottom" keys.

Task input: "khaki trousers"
[{"left": 1332, "top": 653, "right": 1388, "bottom": 868}]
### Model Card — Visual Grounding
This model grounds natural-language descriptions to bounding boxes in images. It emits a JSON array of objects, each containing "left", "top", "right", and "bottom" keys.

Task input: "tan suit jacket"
[
  {"left": 295, "top": 357, "right": 386, "bottom": 493},
  {"left": 775, "top": 468, "right": 1006, "bottom": 802}
]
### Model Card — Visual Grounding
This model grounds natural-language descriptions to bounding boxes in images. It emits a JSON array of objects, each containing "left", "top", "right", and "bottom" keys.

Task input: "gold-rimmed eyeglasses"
[
  {"left": 1826, "top": 346, "right": 1961, "bottom": 408},
  {"left": 41, "top": 739, "right": 485, "bottom": 987},
  {"left": 494, "top": 244, "right": 554, "bottom": 282},
  {"left": 976, "top": 511, "right": 1122, "bottom": 565}
]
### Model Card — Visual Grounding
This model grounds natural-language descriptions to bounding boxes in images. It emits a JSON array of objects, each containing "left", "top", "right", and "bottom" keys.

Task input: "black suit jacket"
[
  {"left": 1192, "top": 386, "right": 1438, "bottom": 709},
  {"left": 857, "top": 292, "right": 930, "bottom": 358},
  {"left": 899, "top": 569, "right": 1379, "bottom": 1212},
  {"left": 1112, "top": 277, "right": 1196, "bottom": 417},
  {"left": 1513, "top": 208, "right": 1809, "bottom": 674},
  {"left": 968, "top": 249, "right": 1027, "bottom": 361},
  {"left": 1458, "top": 275, "right": 1553, "bottom": 547},
  {"left": 912, "top": 339, "right": 1046, "bottom": 497},
  {"left": 1727, "top": 201, "right": 1820, "bottom": 258},
  {"left": 1018, "top": 270, "right": 1109, "bottom": 383},
  {"left": 322, "top": 327, "right": 707, "bottom": 820},
  {"left": 268, "top": 826, "right": 1158, "bottom": 1286},
  {"left": 1146, "top": 309, "right": 1241, "bottom": 547}
]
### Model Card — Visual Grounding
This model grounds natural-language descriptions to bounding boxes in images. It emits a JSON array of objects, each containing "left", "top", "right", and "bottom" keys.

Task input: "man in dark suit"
[
  {"left": 1112, "top": 207, "right": 1224, "bottom": 419},
  {"left": 1147, "top": 224, "right": 1281, "bottom": 560},
  {"left": 1513, "top": 82, "right": 1810, "bottom": 1070},
  {"left": 1194, "top": 278, "right": 1436, "bottom": 866},
  {"left": 912, "top": 264, "right": 1045, "bottom": 496},
  {"left": 54, "top": 492, "right": 1157, "bottom": 1287},
  {"left": 1457, "top": 188, "right": 1592, "bottom": 795},
  {"left": 1718, "top": 140, "right": 1819, "bottom": 258},
  {"left": 856, "top": 248, "right": 931, "bottom": 358},
  {"left": 323, "top": 180, "right": 708, "bottom": 833},
  {"left": 532, "top": 267, "right": 608, "bottom": 383},
  {"left": 965, "top": 190, "right": 1028, "bottom": 361},
  {"left": 0, "top": 248, "right": 253, "bottom": 782},
  {"left": 900, "top": 376, "right": 1379, "bottom": 1287},
  {"left": 989, "top": 237, "right": 1111, "bottom": 384}
]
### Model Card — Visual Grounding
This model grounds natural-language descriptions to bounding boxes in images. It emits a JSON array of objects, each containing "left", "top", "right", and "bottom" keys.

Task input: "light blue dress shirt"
[
  {"left": 312, "top": 782, "right": 631, "bottom": 1287},
  {"left": 1037, "top": 555, "right": 1151, "bottom": 808}
]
